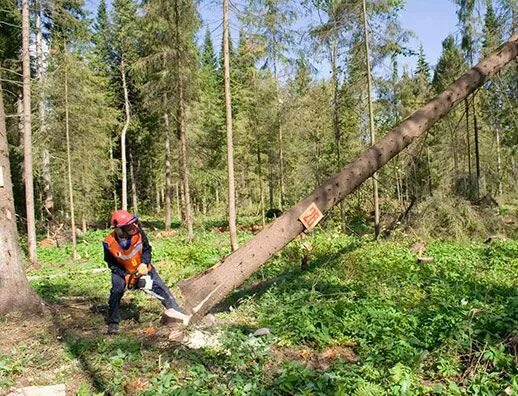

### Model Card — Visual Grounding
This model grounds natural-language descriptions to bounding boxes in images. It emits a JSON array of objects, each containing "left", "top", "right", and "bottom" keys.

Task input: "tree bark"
[
  {"left": 129, "top": 150, "right": 138, "bottom": 214},
  {"left": 330, "top": 40, "right": 346, "bottom": 233},
  {"left": 155, "top": 182, "right": 161, "bottom": 213},
  {"left": 495, "top": 127, "right": 502, "bottom": 195},
  {"left": 175, "top": 182, "right": 181, "bottom": 220},
  {"left": 0, "top": 79, "right": 43, "bottom": 315},
  {"left": 223, "top": 0, "right": 238, "bottom": 251},
  {"left": 109, "top": 140, "right": 118, "bottom": 211},
  {"left": 465, "top": 98, "right": 472, "bottom": 177},
  {"left": 362, "top": 0, "right": 380, "bottom": 239},
  {"left": 36, "top": 0, "right": 53, "bottom": 234},
  {"left": 22, "top": 0, "right": 37, "bottom": 264},
  {"left": 64, "top": 47, "right": 78, "bottom": 260},
  {"left": 120, "top": 58, "right": 130, "bottom": 211},
  {"left": 258, "top": 146, "right": 265, "bottom": 228},
  {"left": 473, "top": 96, "right": 480, "bottom": 198},
  {"left": 164, "top": 111, "right": 172, "bottom": 230},
  {"left": 178, "top": 35, "right": 518, "bottom": 322},
  {"left": 174, "top": 0, "right": 193, "bottom": 241}
]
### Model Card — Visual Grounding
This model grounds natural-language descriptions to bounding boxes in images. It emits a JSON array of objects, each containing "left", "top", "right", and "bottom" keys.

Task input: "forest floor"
[{"left": 1, "top": 219, "right": 517, "bottom": 395}]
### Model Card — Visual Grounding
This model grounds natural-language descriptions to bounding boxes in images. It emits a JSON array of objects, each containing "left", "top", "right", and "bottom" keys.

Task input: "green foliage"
[
  {"left": 3, "top": 228, "right": 513, "bottom": 394},
  {"left": 432, "top": 35, "right": 467, "bottom": 93},
  {"left": 0, "top": 0, "right": 20, "bottom": 63}
]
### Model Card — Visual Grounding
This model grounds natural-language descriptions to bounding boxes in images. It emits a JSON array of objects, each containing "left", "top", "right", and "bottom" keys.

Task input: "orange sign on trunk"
[{"left": 299, "top": 202, "right": 323, "bottom": 230}]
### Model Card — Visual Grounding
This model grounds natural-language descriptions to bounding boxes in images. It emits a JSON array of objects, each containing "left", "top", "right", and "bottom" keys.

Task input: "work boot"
[{"left": 107, "top": 323, "right": 119, "bottom": 334}]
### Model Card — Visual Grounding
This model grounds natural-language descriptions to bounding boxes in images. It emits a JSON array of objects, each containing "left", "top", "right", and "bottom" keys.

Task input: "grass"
[{"left": 1, "top": 223, "right": 516, "bottom": 395}]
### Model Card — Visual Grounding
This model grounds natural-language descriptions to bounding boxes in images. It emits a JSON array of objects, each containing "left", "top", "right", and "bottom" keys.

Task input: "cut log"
[{"left": 179, "top": 35, "right": 518, "bottom": 323}]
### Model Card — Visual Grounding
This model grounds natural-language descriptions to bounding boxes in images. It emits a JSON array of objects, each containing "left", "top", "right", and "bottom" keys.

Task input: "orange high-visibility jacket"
[{"left": 103, "top": 232, "right": 143, "bottom": 273}]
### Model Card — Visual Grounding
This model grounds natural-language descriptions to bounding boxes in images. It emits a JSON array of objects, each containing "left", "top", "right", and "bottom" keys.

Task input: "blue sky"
[
  {"left": 86, "top": 0, "right": 461, "bottom": 74},
  {"left": 196, "top": 0, "right": 460, "bottom": 76},
  {"left": 398, "top": 0, "right": 459, "bottom": 70}
]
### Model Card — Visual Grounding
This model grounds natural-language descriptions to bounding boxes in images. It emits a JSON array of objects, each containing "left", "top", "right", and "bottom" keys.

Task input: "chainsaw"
[
  {"left": 126, "top": 272, "right": 191, "bottom": 325},
  {"left": 126, "top": 271, "right": 165, "bottom": 300}
]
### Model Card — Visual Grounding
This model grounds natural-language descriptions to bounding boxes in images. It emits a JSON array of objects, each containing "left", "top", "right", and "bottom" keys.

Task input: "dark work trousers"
[{"left": 108, "top": 267, "right": 182, "bottom": 325}]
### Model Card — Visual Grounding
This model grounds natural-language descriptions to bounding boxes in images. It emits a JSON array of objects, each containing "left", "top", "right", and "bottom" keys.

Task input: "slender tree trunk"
[
  {"left": 22, "top": 0, "right": 37, "bottom": 263},
  {"left": 278, "top": 123, "right": 285, "bottom": 210},
  {"left": 129, "top": 150, "right": 138, "bottom": 214},
  {"left": 395, "top": 166, "right": 402, "bottom": 203},
  {"left": 178, "top": 36, "right": 518, "bottom": 321},
  {"left": 258, "top": 147, "right": 265, "bottom": 227},
  {"left": 268, "top": 163, "right": 274, "bottom": 209},
  {"left": 164, "top": 111, "right": 172, "bottom": 230},
  {"left": 202, "top": 188, "right": 207, "bottom": 215},
  {"left": 0, "top": 79, "right": 43, "bottom": 315},
  {"left": 449, "top": 120, "right": 460, "bottom": 177},
  {"left": 223, "top": 0, "right": 238, "bottom": 251},
  {"left": 495, "top": 128, "right": 502, "bottom": 195},
  {"left": 174, "top": 0, "right": 193, "bottom": 242},
  {"left": 120, "top": 58, "right": 130, "bottom": 211},
  {"left": 272, "top": 53, "right": 285, "bottom": 210},
  {"left": 36, "top": 0, "right": 53, "bottom": 233},
  {"left": 473, "top": 96, "right": 480, "bottom": 198},
  {"left": 465, "top": 98, "right": 472, "bottom": 177},
  {"left": 42, "top": 150, "right": 52, "bottom": 235},
  {"left": 82, "top": 216, "right": 87, "bottom": 234},
  {"left": 175, "top": 182, "right": 181, "bottom": 220},
  {"left": 178, "top": 87, "right": 193, "bottom": 240},
  {"left": 155, "top": 181, "right": 161, "bottom": 213},
  {"left": 362, "top": 0, "right": 380, "bottom": 239},
  {"left": 64, "top": 47, "right": 78, "bottom": 260},
  {"left": 426, "top": 146, "right": 433, "bottom": 196},
  {"left": 109, "top": 140, "right": 118, "bottom": 211},
  {"left": 330, "top": 40, "right": 346, "bottom": 232},
  {"left": 18, "top": 95, "right": 23, "bottom": 146}
]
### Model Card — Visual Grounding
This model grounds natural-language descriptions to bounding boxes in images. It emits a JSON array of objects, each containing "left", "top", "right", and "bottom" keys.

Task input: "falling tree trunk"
[
  {"left": 129, "top": 150, "right": 138, "bottom": 214},
  {"left": 178, "top": 35, "right": 518, "bottom": 322},
  {"left": 64, "top": 47, "right": 78, "bottom": 260},
  {"left": 362, "top": 0, "right": 380, "bottom": 239},
  {"left": 120, "top": 58, "right": 130, "bottom": 211},
  {"left": 0, "top": 79, "right": 43, "bottom": 315},
  {"left": 164, "top": 111, "right": 172, "bottom": 230},
  {"left": 22, "top": 0, "right": 37, "bottom": 264},
  {"left": 223, "top": 0, "right": 238, "bottom": 251}
]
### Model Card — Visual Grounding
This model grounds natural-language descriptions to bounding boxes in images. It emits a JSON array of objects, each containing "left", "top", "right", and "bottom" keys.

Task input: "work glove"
[{"left": 136, "top": 263, "right": 149, "bottom": 276}]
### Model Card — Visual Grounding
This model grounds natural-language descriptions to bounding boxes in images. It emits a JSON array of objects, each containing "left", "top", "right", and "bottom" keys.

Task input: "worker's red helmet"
[{"left": 110, "top": 210, "right": 137, "bottom": 228}]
